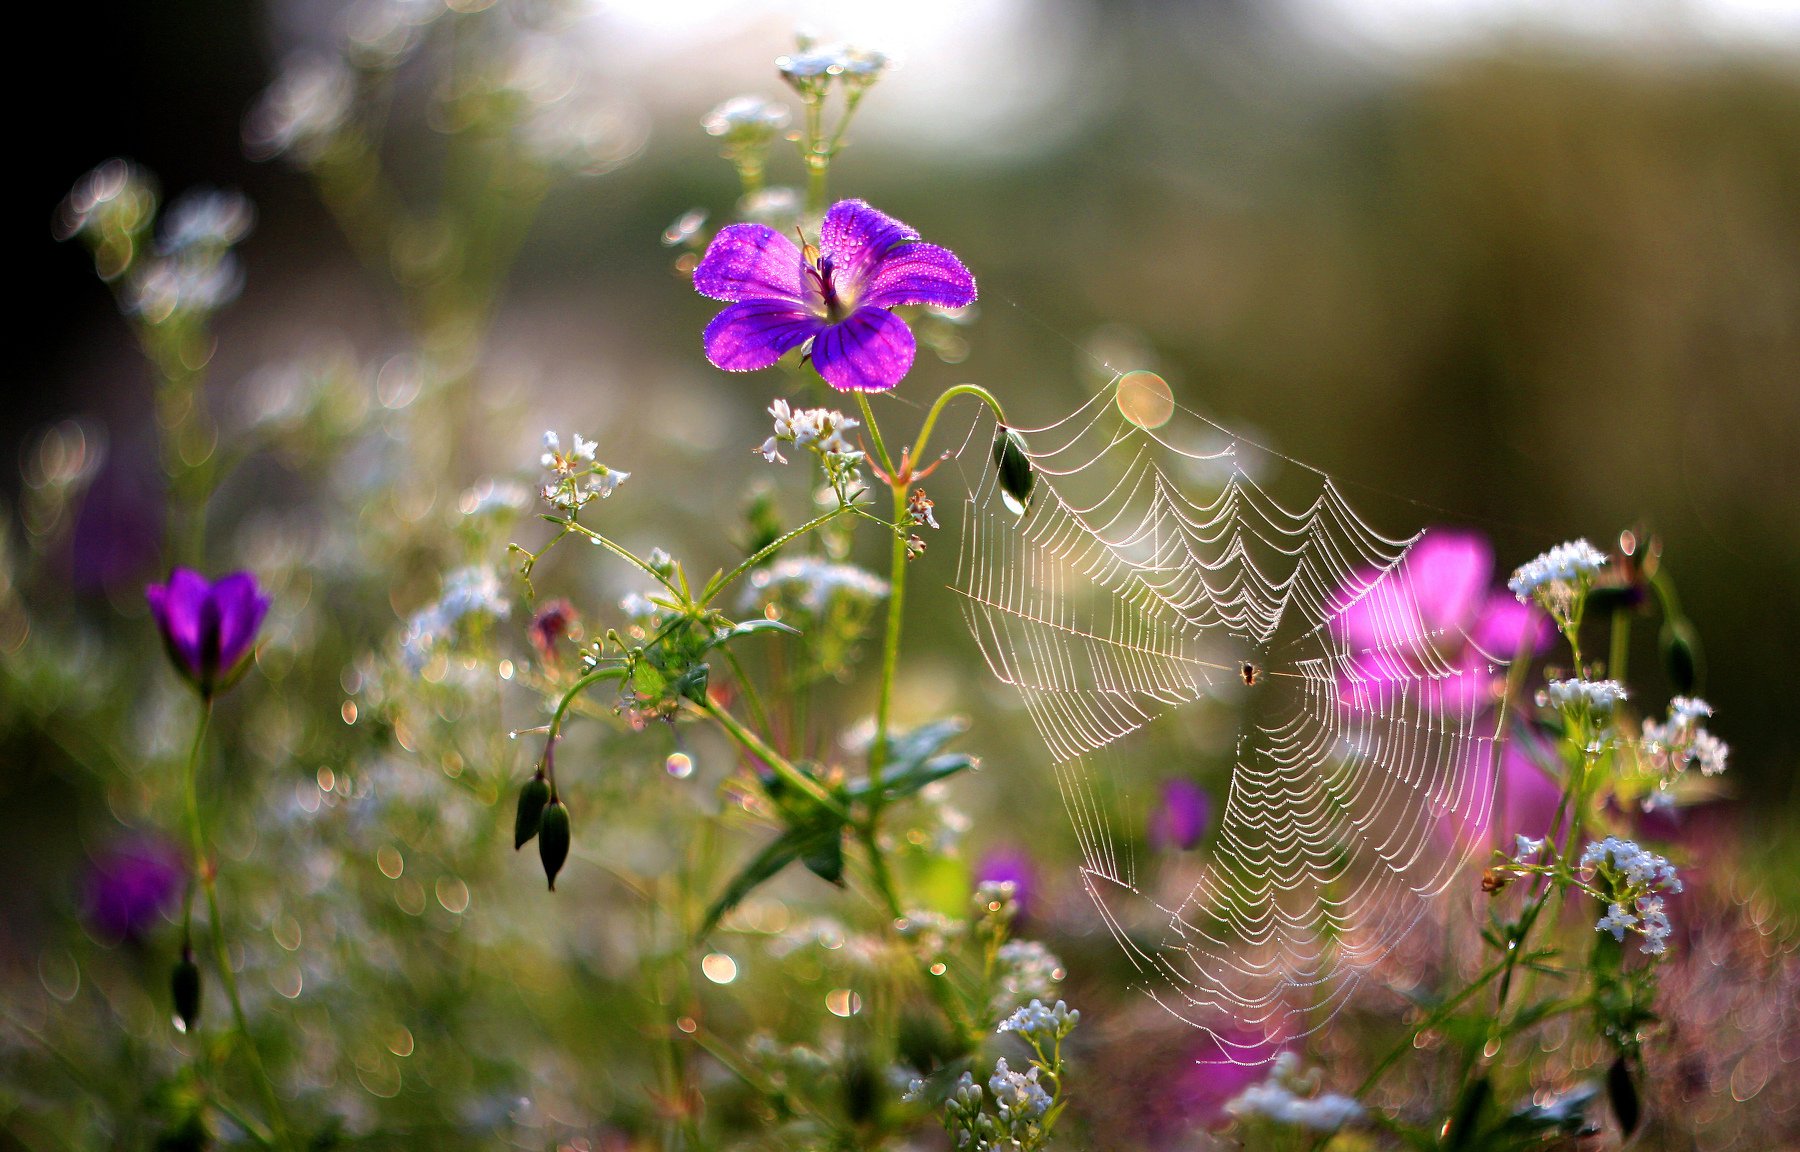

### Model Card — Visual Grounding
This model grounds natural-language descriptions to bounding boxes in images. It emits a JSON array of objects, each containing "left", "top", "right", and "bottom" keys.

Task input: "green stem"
[
  {"left": 1609, "top": 607, "right": 1631, "bottom": 684},
  {"left": 560, "top": 519, "right": 686, "bottom": 600},
  {"left": 868, "top": 481, "right": 909, "bottom": 800},
  {"left": 912, "top": 384, "right": 1007, "bottom": 467},
  {"left": 854, "top": 394, "right": 894, "bottom": 477},
  {"left": 701, "top": 504, "right": 853, "bottom": 605},
  {"left": 695, "top": 699, "right": 848, "bottom": 821},
  {"left": 181, "top": 699, "right": 293, "bottom": 1151}
]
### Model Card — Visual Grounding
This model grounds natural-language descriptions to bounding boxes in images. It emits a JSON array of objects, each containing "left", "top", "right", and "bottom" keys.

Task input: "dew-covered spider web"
[{"left": 952, "top": 375, "right": 1513, "bottom": 1054}]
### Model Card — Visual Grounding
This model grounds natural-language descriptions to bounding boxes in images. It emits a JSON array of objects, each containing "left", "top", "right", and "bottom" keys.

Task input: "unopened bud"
[
  {"left": 1608, "top": 1054, "right": 1640, "bottom": 1136},
  {"left": 539, "top": 799, "right": 571, "bottom": 891},
  {"left": 1660, "top": 618, "right": 1701, "bottom": 695},
  {"left": 514, "top": 772, "right": 551, "bottom": 850},
  {"left": 172, "top": 948, "right": 201, "bottom": 1032},
  {"left": 992, "top": 428, "right": 1034, "bottom": 515}
]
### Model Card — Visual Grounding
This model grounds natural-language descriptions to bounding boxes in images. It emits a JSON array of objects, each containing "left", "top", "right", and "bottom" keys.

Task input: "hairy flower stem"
[{"left": 181, "top": 701, "right": 293, "bottom": 1151}]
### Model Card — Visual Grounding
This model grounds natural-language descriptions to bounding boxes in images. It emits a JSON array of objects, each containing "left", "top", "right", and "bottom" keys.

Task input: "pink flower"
[{"left": 1331, "top": 529, "right": 1551, "bottom": 714}]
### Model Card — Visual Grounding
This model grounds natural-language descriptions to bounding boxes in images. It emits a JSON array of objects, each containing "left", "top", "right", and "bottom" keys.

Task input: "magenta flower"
[
  {"left": 1331, "top": 529, "right": 1552, "bottom": 713},
  {"left": 693, "top": 199, "right": 976, "bottom": 393},
  {"left": 145, "top": 568, "right": 270, "bottom": 698},
  {"left": 84, "top": 836, "right": 183, "bottom": 943},
  {"left": 974, "top": 847, "right": 1037, "bottom": 921},
  {"left": 1435, "top": 726, "right": 1563, "bottom": 853},
  {"left": 1148, "top": 779, "right": 1211, "bottom": 852}
]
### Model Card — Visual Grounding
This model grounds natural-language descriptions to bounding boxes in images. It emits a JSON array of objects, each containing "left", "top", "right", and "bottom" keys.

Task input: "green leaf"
[
  {"left": 848, "top": 752, "right": 976, "bottom": 803},
  {"left": 699, "top": 803, "right": 848, "bottom": 937},
  {"left": 706, "top": 618, "right": 802, "bottom": 651}
]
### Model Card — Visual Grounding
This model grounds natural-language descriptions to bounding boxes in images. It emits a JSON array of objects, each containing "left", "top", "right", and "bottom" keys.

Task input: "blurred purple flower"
[
  {"left": 84, "top": 837, "right": 183, "bottom": 942},
  {"left": 693, "top": 199, "right": 976, "bottom": 393},
  {"left": 1331, "top": 529, "right": 1552, "bottom": 712},
  {"left": 1148, "top": 779, "right": 1210, "bottom": 852},
  {"left": 145, "top": 568, "right": 270, "bottom": 698},
  {"left": 975, "top": 847, "right": 1036, "bottom": 920},
  {"left": 70, "top": 455, "right": 164, "bottom": 593},
  {"left": 1156, "top": 1029, "right": 1284, "bottom": 1135},
  {"left": 1437, "top": 727, "right": 1562, "bottom": 853}
]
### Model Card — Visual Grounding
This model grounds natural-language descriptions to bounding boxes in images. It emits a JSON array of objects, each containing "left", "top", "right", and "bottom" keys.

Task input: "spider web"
[{"left": 953, "top": 377, "right": 1511, "bottom": 1053}]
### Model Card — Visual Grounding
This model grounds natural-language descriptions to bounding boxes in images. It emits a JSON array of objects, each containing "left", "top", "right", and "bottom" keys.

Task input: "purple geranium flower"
[
  {"left": 693, "top": 198, "right": 976, "bottom": 393},
  {"left": 1148, "top": 779, "right": 1211, "bottom": 852},
  {"left": 84, "top": 836, "right": 183, "bottom": 943},
  {"left": 145, "top": 568, "right": 270, "bottom": 698}
]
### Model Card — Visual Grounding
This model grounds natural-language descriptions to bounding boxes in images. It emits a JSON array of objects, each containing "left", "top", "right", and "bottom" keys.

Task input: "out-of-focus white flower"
[
  {"left": 1224, "top": 1053, "right": 1364, "bottom": 1132},
  {"left": 1542, "top": 678, "right": 1627, "bottom": 714},
  {"left": 246, "top": 55, "right": 356, "bottom": 163}
]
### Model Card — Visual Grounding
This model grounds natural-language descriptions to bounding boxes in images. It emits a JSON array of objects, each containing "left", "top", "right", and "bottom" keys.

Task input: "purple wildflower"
[
  {"left": 693, "top": 199, "right": 976, "bottom": 393},
  {"left": 975, "top": 847, "right": 1037, "bottom": 921},
  {"left": 1148, "top": 779, "right": 1210, "bottom": 852},
  {"left": 84, "top": 837, "right": 183, "bottom": 943},
  {"left": 145, "top": 568, "right": 271, "bottom": 698},
  {"left": 1331, "top": 529, "right": 1552, "bottom": 713}
]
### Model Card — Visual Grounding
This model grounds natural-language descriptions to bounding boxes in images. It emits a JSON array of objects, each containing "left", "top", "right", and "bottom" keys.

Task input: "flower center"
[{"left": 802, "top": 247, "right": 851, "bottom": 324}]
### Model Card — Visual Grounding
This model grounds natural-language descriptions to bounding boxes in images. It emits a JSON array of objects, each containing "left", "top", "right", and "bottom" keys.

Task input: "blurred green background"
[{"left": 27, "top": 0, "right": 1798, "bottom": 801}]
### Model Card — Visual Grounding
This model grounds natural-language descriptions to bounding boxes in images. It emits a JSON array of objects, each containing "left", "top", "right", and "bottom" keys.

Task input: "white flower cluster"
[
  {"left": 399, "top": 565, "right": 510, "bottom": 672},
  {"left": 127, "top": 254, "right": 245, "bottom": 323},
  {"left": 1513, "top": 834, "right": 1546, "bottom": 863},
  {"left": 538, "top": 431, "right": 627, "bottom": 511},
  {"left": 776, "top": 42, "right": 889, "bottom": 85},
  {"left": 996, "top": 998, "right": 1080, "bottom": 1047},
  {"left": 993, "top": 939, "right": 1065, "bottom": 1014},
  {"left": 1224, "top": 1053, "right": 1364, "bottom": 1132},
  {"left": 1642, "top": 695, "right": 1728, "bottom": 781},
  {"left": 1507, "top": 538, "right": 1608, "bottom": 603},
  {"left": 703, "top": 95, "right": 791, "bottom": 142},
  {"left": 744, "top": 557, "right": 888, "bottom": 613},
  {"left": 1542, "top": 678, "right": 1628, "bottom": 714},
  {"left": 987, "top": 1058, "right": 1052, "bottom": 1124},
  {"left": 159, "top": 189, "right": 255, "bottom": 253},
  {"left": 245, "top": 55, "right": 356, "bottom": 163},
  {"left": 1580, "top": 837, "right": 1681, "bottom": 955},
  {"left": 761, "top": 400, "right": 860, "bottom": 463}
]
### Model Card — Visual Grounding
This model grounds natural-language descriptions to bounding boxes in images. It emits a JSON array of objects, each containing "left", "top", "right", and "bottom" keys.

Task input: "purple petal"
[
  {"left": 810, "top": 306, "right": 915, "bottom": 392},
  {"left": 820, "top": 199, "right": 918, "bottom": 292},
  {"left": 147, "top": 568, "right": 210, "bottom": 681},
  {"left": 84, "top": 837, "right": 184, "bottom": 942},
  {"left": 1435, "top": 728, "right": 1562, "bottom": 853},
  {"left": 1471, "top": 593, "right": 1553, "bottom": 658},
  {"left": 1329, "top": 564, "right": 1420, "bottom": 654},
  {"left": 1404, "top": 530, "right": 1492, "bottom": 638},
  {"left": 1148, "top": 779, "right": 1210, "bottom": 851},
  {"left": 704, "top": 301, "right": 822, "bottom": 371},
  {"left": 862, "top": 241, "right": 976, "bottom": 310},
  {"left": 693, "top": 224, "right": 806, "bottom": 303},
  {"left": 210, "top": 571, "right": 270, "bottom": 673}
]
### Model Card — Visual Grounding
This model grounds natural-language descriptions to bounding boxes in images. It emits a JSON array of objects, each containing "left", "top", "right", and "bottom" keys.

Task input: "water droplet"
[
  {"left": 701, "top": 953, "right": 738, "bottom": 984},
  {"left": 826, "top": 988, "right": 862, "bottom": 1017},
  {"left": 665, "top": 752, "right": 694, "bottom": 779}
]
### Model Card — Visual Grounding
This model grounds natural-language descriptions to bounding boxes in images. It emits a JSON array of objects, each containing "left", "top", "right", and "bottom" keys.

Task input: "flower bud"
[
  {"left": 1660, "top": 618, "right": 1701, "bottom": 695},
  {"left": 1607, "top": 1055, "right": 1640, "bottom": 1136},
  {"left": 539, "top": 799, "right": 571, "bottom": 891},
  {"left": 992, "top": 428, "right": 1034, "bottom": 515},
  {"left": 514, "top": 773, "right": 551, "bottom": 850},
  {"left": 172, "top": 948, "right": 201, "bottom": 1032}
]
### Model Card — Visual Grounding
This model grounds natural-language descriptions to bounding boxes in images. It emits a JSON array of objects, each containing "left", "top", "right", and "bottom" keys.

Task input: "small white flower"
[
  {"left": 1513, "top": 835, "right": 1546, "bottom": 863},
  {"left": 1596, "top": 902, "right": 1637, "bottom": 941},
  {"left": 757, "top": 437, "right": 787, "bottom": 465},
  {"left": 986, "top": 1057, "right": 1052, "bottom": 1124},
  {"left": 1543, "top": 678, "right": 1627, "bottom": 714},
  {"left": 1507, "top": 539, "right": 1608, "bottom": 602}
]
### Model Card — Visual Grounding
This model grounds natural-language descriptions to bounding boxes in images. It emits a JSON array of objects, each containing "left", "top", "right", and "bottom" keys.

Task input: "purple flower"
[
  {"left": 84, "top": 837, "right": 183, "bottom": 943},
  {"left": 1156, "top": 1029, "right": 1284, "bottom": 1136},
  {"left": 975, "top": 847, "right": 1037, "bottom": 921},
  {"left": 693, "top": 199, "right": 976, "bottom": 393},
  {"left": 1436, "top": 727, "right": 1563, "bottom": 853},
  {"left": 1331, "top": 529, "right": 1552, "bottom": 713},
  {"left": 1148, "top": 779, "right": 1210, "bottom": 852},
  {"left": 145, "top": 568, "right": 270, "bottom": 698}
]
